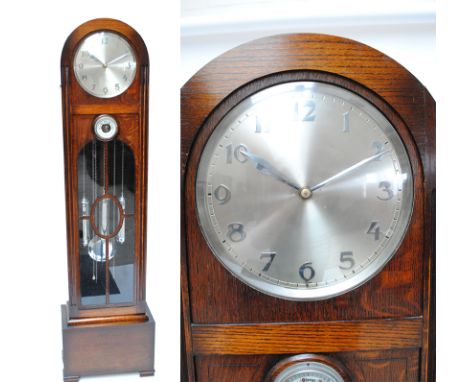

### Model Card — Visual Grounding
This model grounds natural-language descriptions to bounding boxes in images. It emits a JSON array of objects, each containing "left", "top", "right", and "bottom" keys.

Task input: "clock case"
[
  {"left": 60, "top": 19, "right": 154, "bottom": 381},
  {"left": 181, "top": 34, "right": 435, "bottom": 381}
]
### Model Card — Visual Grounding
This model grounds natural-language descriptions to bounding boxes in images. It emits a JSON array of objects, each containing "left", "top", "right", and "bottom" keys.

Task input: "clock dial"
[
  {"left": 73, "top": 31, "right": 136, "bottom": 98},
  {"left": 272, "top": 361, "right": 346, "bottom": 382},
  {"left": 196, "top": 81, "right": 413, "bottom": 300}
]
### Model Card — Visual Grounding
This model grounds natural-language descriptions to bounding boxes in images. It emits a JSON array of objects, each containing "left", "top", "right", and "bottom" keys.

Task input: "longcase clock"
[
  {"left": 61, "top": 19, "right": 154, "bottom": 381},
  {"left": 181, "top": 34, "right": 435, "bottom": 381}
]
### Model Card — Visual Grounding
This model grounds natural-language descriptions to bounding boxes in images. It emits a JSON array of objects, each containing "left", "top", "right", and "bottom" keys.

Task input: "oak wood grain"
[
  {"left": 181, "top": 33, "right": 435, "bottom": 382},
  {"left": 191, "top": 318, "right": 423, "bottom": 355}
]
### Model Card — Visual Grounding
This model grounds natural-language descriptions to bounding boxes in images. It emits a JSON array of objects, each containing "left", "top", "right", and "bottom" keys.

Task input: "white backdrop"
[
  {"left": 181, "top": 0, "right": 436, "bottom": 95},
  {"left": 180, "top": 1, "right": 468, "bottom": 382},
  {"left": 0, "top": 0, "right": 466, "bottom": 381},
  {"left": 0, "top": 1, "right": 179, "bottom": 381}
]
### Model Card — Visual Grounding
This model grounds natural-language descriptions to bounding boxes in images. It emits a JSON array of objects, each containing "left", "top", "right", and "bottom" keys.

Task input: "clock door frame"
[{"left": 181, "top": 34, "right": 435, "bottom": 382}]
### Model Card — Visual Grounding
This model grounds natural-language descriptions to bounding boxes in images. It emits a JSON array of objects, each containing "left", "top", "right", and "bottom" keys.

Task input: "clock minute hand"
[
  {"left": 106, "top": 53, "right": 130, "bottom": 66},
  {"left": 243, "top": 151, "right": 300, "bottom": 191},
  {"left": 309, "top": 150, "right": 391, "bottom": 192}
]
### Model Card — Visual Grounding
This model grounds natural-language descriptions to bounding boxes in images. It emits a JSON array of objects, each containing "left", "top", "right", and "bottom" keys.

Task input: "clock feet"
[{"left": 63, "top": 376, "right": 80, "bottom": 382}]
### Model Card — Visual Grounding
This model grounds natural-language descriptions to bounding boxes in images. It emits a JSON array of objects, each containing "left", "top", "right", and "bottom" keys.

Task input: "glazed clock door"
[
  {"left": 77, "top": 138, "right": 136, "bottom": 307},
  {"left": 61, "top": 19, "right": 154, "bottom": 381},
  {"left": 181, "top": 34, "right": 435, "bottom": 382}
]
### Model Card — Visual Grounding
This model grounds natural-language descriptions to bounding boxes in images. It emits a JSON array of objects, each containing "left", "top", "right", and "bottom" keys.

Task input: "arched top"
[
  {"left": 181, "top": 33, "right": 434, "bottom": 150},
  {"left": 61, "top": 18, "right": 149, "bottom": 67}
]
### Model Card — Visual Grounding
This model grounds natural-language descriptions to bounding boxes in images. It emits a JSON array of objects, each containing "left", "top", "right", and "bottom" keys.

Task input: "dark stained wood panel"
[{"left": 191, "top": 318, "right": 423, "bottom": 355}]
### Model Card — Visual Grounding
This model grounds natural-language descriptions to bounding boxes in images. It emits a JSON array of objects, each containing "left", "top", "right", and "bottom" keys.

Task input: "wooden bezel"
[{"left": 181, "top": 34, "right": 435, "bottom": 382}]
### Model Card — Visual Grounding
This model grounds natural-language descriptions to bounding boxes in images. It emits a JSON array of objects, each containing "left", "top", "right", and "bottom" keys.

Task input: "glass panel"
[
  {"left": 79, "top": 239, "right": 108, "bottom": 306},
  {"left": 108, "top": 140, "right": 135, "bottom": 214},
  {"left": 77, "top": 140, "right": 135, "bottom": 307},
  {"left": 109, "top": 217, "right": 135, "bottom": 304}
]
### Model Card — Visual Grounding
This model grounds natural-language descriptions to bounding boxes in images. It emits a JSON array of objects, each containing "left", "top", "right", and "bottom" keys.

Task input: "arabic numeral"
[
  {"left": 367, "top": 222, "right": 380, "bottom": 240},
  {"left": 343, "top": 111, "right": 350, "bottom": 132},
  {"left": 227, "top": 223, "right": 246, "bottom": 242},
  {"left": 260, "top": 252, "right": 276, "bottom": 272},
  {"left": 372, "top": 141, "right": 384, "bottom": 160},
  {"left": 377, "top": 181, "right": 394, "bottom": 201},
  {"left": 226, "top": 143, "right": 248, "bottom": 164},
  {"left": 299, "top": 262, "right": 315, "bottom": 282},
  {"left": 296, "top": 99, "right": 316, "bottom": 121},
  {"left": 255, "top": 116, "right": 263, "bottom": 133},
  {"left": 339, "top": 251, "right": 355, "bottom": 270},
  {"left": 213, "top": 184, "right": 231, "bottom": 204}
]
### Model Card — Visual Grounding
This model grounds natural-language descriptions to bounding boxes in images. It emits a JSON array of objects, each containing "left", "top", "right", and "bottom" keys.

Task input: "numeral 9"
[{"left": 213, "top": 184, "right": 231, "bottom": 204}]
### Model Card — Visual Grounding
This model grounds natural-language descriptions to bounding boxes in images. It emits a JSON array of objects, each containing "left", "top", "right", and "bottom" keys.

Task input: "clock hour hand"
[
  {"left": 309, "top": 150, "right": 390, "bottom": 192},
  {"left": 243, "top": 151, "right": 300, "bottom": 191},
  {"left": 88, "top": 53, "right": 105, "bottom": 66}
]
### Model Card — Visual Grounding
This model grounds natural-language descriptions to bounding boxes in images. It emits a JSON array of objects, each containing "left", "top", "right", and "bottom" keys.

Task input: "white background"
[
  {"left": 181, "top": 0, "right": 436, "bottom": 92},
  {"left": 0, "top": 1, "right": 179, "bottom": 381},
  {"left": 0, "top": 0, "right": 466, "bottom": 381}
]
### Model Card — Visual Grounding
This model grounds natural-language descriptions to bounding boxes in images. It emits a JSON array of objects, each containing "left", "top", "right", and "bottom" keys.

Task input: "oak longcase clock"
[
  {"left": 61, "top": 19, "right": 154, "bottom": 381},
  {"left": 181, "top": 34, "right": 435, "bottom": 381}
]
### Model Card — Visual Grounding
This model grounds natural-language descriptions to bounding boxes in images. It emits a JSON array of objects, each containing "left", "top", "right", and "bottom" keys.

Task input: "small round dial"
[
  {"left": 196, "top": 81, "right": 414, "bottom": 300},
  {"left": 94, "top": 114, "right": 118, "bottom": 141},
  {"left": 73, "top": 31, "right": 136, "bottom": 98},
  {"left": 272, "top": 361, "right": 345, "bottom": 382}
]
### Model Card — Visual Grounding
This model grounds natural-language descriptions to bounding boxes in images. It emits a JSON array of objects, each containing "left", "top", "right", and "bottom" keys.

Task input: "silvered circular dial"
[
  {"left": 196, "top": 81, "right": 413, "bottom": 301},
  {"left": 73, "top": 31, "right": 136, "bottom": 98},
  {"left": 273, "top": 361, "right": 345, "bottom": 382}
]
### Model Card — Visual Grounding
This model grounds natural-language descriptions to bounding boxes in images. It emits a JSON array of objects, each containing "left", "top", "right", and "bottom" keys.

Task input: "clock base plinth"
[{"left": 61, "top": 304, "right": 155, "bottom": 381}]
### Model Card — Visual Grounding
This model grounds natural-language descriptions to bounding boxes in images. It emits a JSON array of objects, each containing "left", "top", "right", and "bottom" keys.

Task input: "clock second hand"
[
  {"left": 309, "top": 150, "right": 391, "bottom": 192},
  {"left": 242, "top": 150, "right": 301, "bottom": 191}
]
